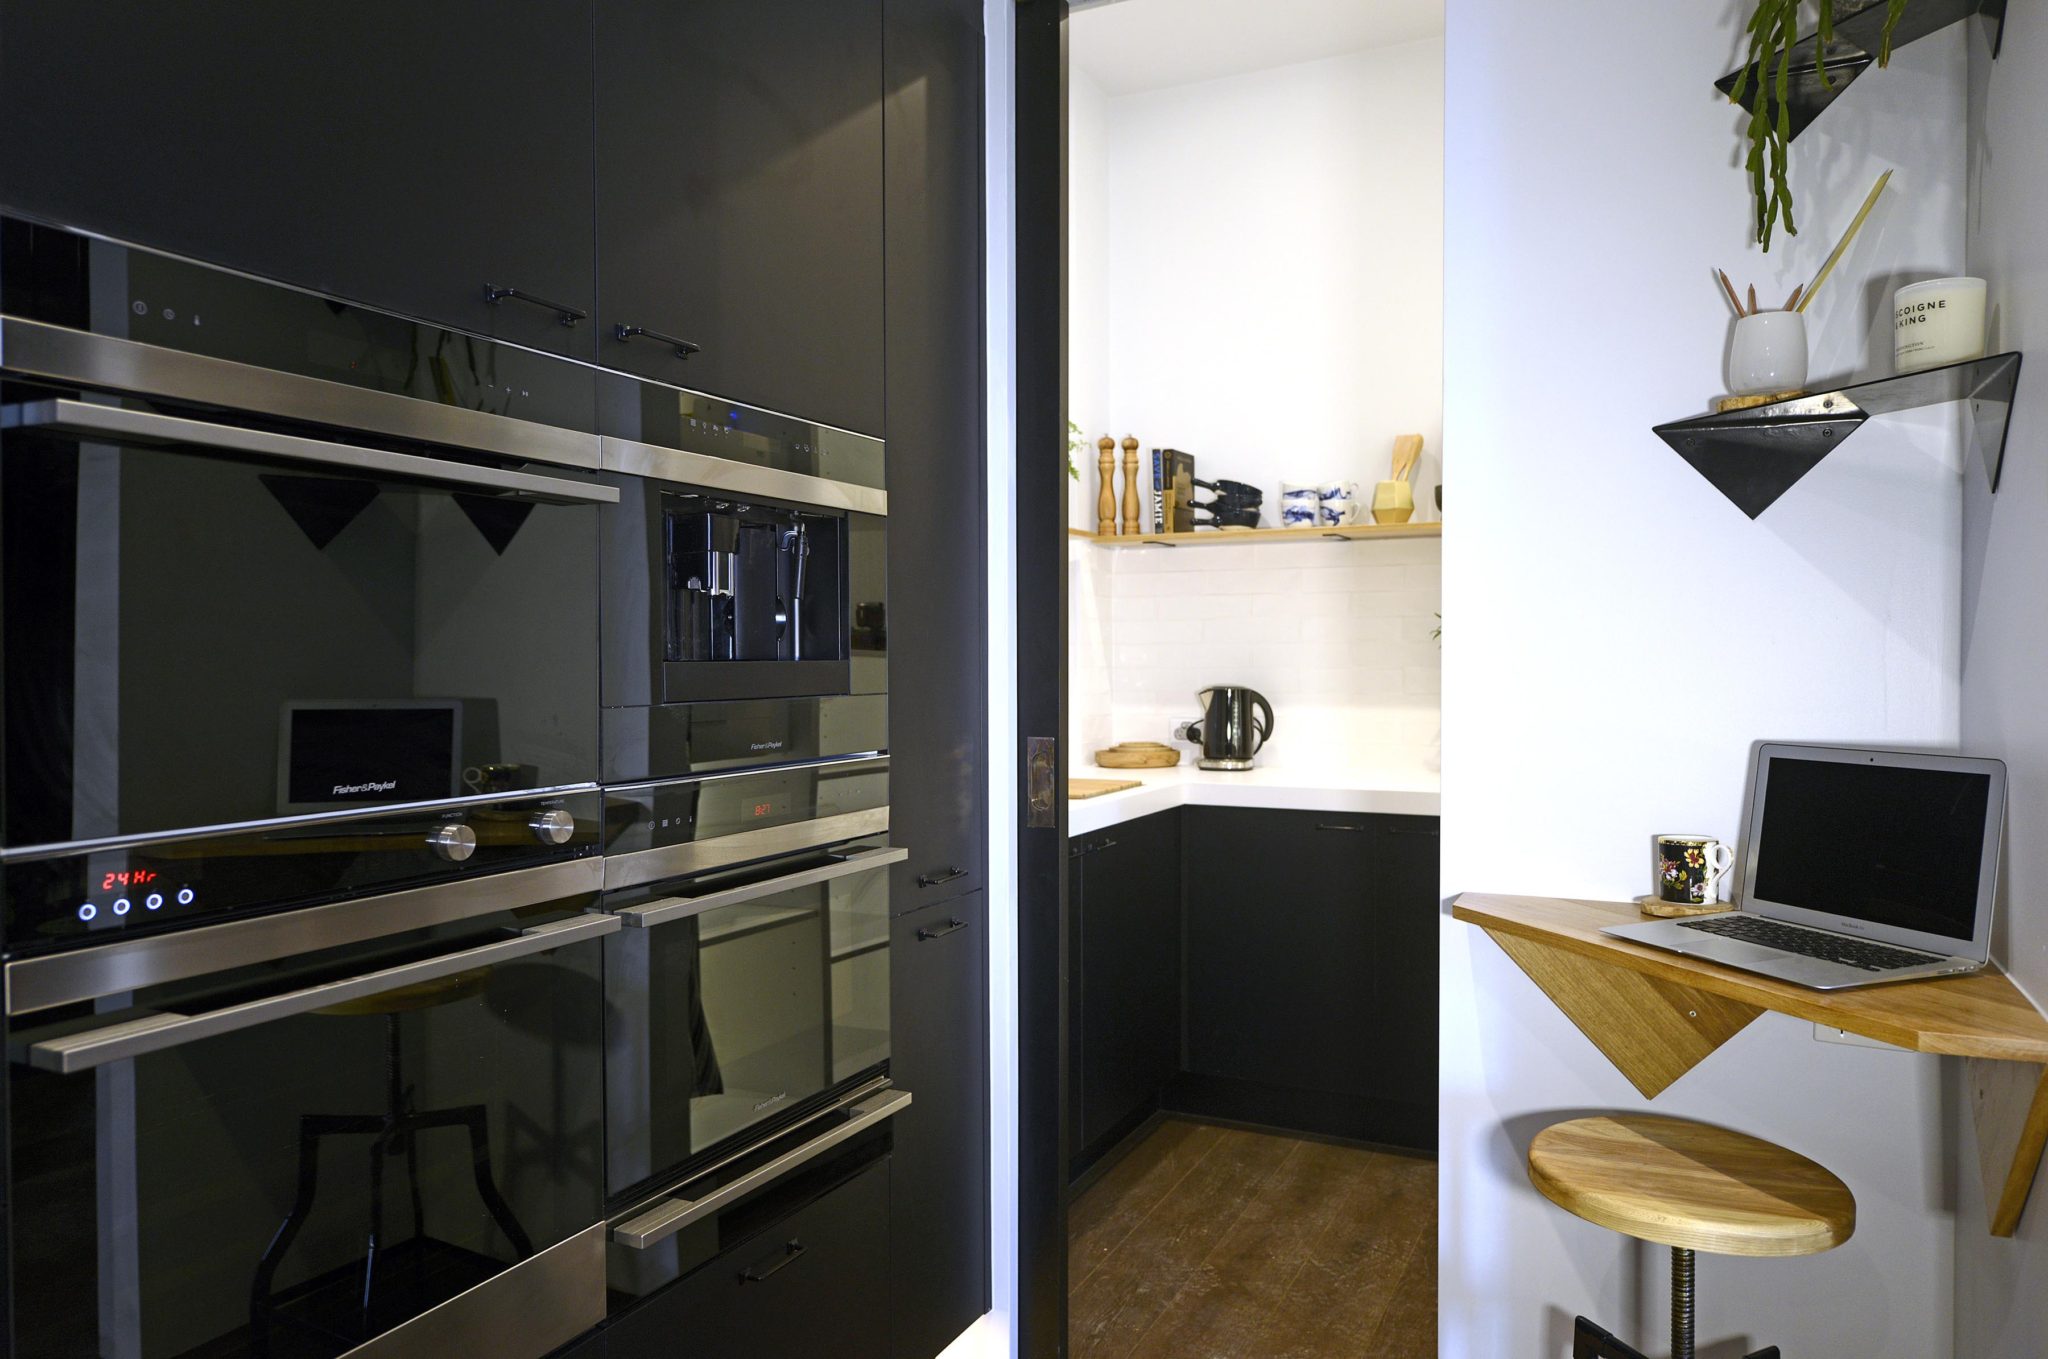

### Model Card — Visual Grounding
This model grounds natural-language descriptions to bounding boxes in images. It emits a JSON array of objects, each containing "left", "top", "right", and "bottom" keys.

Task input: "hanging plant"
[{"left": 1731, "top": 0, "right": 1911, "bottom": 250}]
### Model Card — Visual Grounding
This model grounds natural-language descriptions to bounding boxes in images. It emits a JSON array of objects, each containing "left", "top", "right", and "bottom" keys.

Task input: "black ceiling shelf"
[
  {"left": 1653, "top": 352, "right": 2023, "bottom": 519},
  {"left": 1715, "top": 0, "right": 2006, "bottom": 142}
]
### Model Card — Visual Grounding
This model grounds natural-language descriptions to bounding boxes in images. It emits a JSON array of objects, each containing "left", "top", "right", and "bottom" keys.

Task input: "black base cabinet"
[
  {"left": 606, "top": 1159, "right": 892, "bottom": 1359},
  {"left": 1178, "top": 808, "right": 1439, "bottom": 1151},
  {"left": 890, "top": 893, "right": 991, "bottom": 1359},
  {"left": 1069, "top": 813, "right": 1182, "bottom": 1177}
]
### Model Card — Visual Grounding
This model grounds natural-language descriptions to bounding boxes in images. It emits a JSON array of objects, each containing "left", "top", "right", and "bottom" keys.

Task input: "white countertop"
[{"left": 1068, "top": 763, "right": 1440, "bottom": 835}]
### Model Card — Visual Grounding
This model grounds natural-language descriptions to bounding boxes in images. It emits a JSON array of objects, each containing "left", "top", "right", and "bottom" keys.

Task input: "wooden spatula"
[{"left": 1391, "top": 434, "right": 1424, "bottom": 482}]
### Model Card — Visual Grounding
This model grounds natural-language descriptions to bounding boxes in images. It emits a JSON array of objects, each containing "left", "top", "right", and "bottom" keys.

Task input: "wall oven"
[
  {"left": 1, "top": 791, "right": 613, "bottom": 1359},
  {"left": 596, "top": 756, "right": 905, "bottom": 1295},
  {"left": 0, "top": 213, "right": 612, "bottom": 850},
  {"left": 598, "top": 371, "right": 887, "bottom": 783}
]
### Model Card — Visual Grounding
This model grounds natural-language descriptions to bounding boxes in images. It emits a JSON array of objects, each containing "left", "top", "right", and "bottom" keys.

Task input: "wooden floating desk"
[{"left": 1451, "top": 892, "right": 2048, "bottom": 1237}]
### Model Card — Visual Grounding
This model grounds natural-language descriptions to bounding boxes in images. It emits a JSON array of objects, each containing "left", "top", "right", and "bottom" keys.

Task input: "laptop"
[{"left": 1604, "top": 743, "right": 2006, "bottom": 991}]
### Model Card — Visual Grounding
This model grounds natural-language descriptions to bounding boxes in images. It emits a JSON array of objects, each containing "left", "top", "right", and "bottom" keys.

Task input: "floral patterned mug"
[{"left": 1655, "top": 834, "right": 1735, "bottom": 906}]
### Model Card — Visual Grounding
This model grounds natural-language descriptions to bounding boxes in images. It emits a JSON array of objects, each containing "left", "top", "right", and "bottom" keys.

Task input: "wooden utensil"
[
  {"left": 1391, "top": 434, "right": 1424, "bottom": 482},
  {"left": 1796, "top": 169, "right": 1892, "bottom": 315}
]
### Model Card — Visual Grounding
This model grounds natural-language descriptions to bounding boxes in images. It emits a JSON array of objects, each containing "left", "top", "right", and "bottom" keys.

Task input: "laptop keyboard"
[{"left": 1675, "top": 914, "right": 1948, "bottom": 972}]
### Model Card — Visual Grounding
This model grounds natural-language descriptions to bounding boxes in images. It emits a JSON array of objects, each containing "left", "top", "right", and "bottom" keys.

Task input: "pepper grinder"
[
  {"left": 1096, "top": 435, "right": 1116, "bottom": 536},
  {"left": 1120, "top": 436, "right": 1140, "bottom": 535}
]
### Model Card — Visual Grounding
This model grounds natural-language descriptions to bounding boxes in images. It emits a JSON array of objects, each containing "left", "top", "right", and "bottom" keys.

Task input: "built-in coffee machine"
[{"left": 599, "top": 373, "right": 887, "bottom": 784}]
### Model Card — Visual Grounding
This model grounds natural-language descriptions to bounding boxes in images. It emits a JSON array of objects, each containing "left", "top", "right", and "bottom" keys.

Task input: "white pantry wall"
[
  {"left": 1954, "top": 12, "right": 2048, "bottom": 1358},
  {"left": 1067, "top": 33, "right": 1444, "bottom": 773},
  {"left": 1099, "top": 39, "right": 1444, "bottom": 520},
  {"left": 1443, "top": 4, "right": 1967, "bottom": 1359}
]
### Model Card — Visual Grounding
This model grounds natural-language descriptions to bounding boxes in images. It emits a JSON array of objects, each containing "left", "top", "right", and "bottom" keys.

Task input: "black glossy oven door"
[
  {"left": 4, "top": 876, "right": 615, "bottom": 1359},
  {"left": 603, "top": 843, "right": 898, "bottom": 1203},
  {"left": 0, "top": 392, "right": 607, "bottom": 848}
]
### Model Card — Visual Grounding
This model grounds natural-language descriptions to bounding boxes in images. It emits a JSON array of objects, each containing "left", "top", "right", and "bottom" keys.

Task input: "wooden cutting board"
[{"left": 1069, "top": 778, "right": 1141, "bottom": 800}]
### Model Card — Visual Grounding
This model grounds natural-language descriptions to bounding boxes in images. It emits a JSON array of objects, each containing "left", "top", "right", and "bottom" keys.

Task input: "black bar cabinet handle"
[
  {"left": 917, "top": 918, "right": 968, "bottom": 941},
  {"left": 613, "top": 323, "right": 703, "bottom": 359},
  {"left": 482, "top": 284, "right": 588, "bottom": 326},
  {"left": 740, "top": 1239, "right": 807, "bottom": 1283},
  {"left": 918, "top": 866, "right": 969, "bottom": 888},
  {"left": 1316, "top": 823, "right": 1365, "bottom": 832}
]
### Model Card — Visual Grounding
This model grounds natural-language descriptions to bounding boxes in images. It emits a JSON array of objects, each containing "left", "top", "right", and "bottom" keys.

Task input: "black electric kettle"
[{"left": 1182, "top": 686, "right": 1274, "bottom": 770}]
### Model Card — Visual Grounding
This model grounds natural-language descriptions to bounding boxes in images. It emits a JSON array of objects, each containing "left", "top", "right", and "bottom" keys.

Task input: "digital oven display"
[{"left": 74, "top": 861, "right": 199, "bottom": 926}]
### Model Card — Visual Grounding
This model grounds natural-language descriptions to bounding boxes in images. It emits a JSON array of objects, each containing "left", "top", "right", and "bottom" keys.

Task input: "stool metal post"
[{"left": 1670, "top": 1246, "right": 1695, "bottom": 1359}]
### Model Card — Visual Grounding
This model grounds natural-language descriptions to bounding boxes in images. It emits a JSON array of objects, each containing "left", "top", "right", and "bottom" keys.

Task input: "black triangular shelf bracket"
[
  {"left": 1654, "top": 352, "right": 2023, "bottom": 519},
  {"left": 1715, "top": 0, "right": 2006, "bottom": 142}
]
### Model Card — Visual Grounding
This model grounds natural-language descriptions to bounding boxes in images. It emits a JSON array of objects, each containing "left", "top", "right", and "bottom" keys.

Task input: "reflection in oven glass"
[
  {"left": 9, "top": 943, "right": 605, "bottom": 1358},
  {"left": 604, "top": 859, "right": 891, "bottom": 1200}
]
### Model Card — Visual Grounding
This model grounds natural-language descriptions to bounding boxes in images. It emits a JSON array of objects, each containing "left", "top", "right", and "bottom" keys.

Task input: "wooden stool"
[{"left": 1528, "top": 1114, "right": 1856, "bottom": 1359}]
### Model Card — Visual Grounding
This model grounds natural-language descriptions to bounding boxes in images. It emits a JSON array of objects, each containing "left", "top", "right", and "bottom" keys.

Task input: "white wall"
[
  {"left": 1953, "top": 13, "right": 2048, "bottom": 1357},
  {"left": 1097, "top": 40, "right": 1444, "bottom": 524},
  {"left": 1443, "top": 4, "right": 1968, "bottom": 1357},
  {"left": 1098, "top": 536, "right": 1439, "bottom": 768},
  {"left": 1067, "top": 37, "right": 1444, "bottom": 774}
]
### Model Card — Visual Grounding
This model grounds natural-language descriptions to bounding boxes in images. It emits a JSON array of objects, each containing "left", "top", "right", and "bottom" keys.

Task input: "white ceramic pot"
[{"left": 1727, "top": 311, "right": 1808, "bottom": 396}]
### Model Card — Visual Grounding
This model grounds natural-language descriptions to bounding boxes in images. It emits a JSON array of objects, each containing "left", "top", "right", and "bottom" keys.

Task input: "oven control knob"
[
  {"left": 529, "top": 809, "right": 577, "bottom": 846},
  {"left": 427, "top": 823, "right": 478, "bottom": 863}
]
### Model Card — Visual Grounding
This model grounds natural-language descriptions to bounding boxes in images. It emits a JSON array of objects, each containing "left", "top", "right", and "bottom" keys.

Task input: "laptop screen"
[{"left": 1751, "top": 757, "right": 1993, "bottom": 941}]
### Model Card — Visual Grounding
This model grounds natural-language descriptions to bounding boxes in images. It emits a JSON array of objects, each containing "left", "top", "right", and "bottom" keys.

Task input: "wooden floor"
[{"left": 1068, "top": 1118, "right": 1437, "bottom": 1359}]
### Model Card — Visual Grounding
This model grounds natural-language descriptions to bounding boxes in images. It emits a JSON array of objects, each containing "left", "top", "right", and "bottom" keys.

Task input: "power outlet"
[
  {"left": 1170, "top": 721, "right": 1194, "bottom": 745},
  {"left": 1812, "top": 1023, "right": 1915, "bottom": 1053}
]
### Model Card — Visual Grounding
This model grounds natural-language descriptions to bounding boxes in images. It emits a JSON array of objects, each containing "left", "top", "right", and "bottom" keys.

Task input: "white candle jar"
[
  {"left": 1894, "top": 276, "right": 1987, "bottom": 374},
  {"left": 1727, "top": 311, "right": 1808, "bottom": 396}
]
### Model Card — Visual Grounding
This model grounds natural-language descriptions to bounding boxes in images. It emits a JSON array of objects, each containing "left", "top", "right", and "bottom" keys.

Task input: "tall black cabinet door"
[
  {"left": 596, "top": 0, "right": 885, "bottom": 433},
  {"left": 882, "top": 0, "right": 986, "bottom": 910},
  {"left": 0, "top": 1, "right": 598, "bottom": 359},
  {"left": 890, "top": 893, "right": 990, "bottom": 1359},
  {"left": 1076, "top": 813, "right": 1182, "bottom": 1155}
]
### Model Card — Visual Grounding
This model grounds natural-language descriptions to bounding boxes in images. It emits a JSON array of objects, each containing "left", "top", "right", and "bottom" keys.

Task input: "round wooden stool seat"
[{"left": 1528, "top": 1114, "right": 1855, "bottom": 1259}]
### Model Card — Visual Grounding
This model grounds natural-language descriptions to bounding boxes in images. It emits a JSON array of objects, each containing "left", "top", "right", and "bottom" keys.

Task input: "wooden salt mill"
[
  {"left": 1097, "top": 435, "right": 1117, "bottom": 536},
  {"left": 1120, "top": 436, "right": 1141, "bottom": 535}
]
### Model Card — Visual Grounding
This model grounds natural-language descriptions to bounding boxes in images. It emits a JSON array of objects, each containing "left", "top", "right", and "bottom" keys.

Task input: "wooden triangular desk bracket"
[
  {"left": 1966, "top": 1057, "right": 2048, "bottom": 1238},
  {"left": 1487, "top": 930, "right": 1765, "bottom": 1098}
]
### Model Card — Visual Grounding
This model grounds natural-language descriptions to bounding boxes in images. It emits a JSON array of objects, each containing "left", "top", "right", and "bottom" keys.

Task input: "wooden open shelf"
[
  {"left": 1069, "top": 522, "right": 1441, "bottom": 548},
  {"left": 1452, "top": 892, "right": 2048, "bottom": 1237}
]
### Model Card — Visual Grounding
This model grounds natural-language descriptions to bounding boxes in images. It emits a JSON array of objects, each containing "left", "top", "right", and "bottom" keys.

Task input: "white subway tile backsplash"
[{"left": 1071, "top": 539, "right": 1440, "bottom": 770}]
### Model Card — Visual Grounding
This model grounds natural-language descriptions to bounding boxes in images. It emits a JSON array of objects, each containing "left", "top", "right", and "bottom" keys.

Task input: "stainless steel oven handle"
[
  {"left": 3, "top": 399, "right": 621, "bottom": 505},
  {"left": 611, "top": 1088, "right": 912, "bottom": 1250},
  {"left": 615, "top": 847, "right": 907, "bottom": 929},
  {"left": 22, "top": 913, "right": 621, "bottom": 1075}
]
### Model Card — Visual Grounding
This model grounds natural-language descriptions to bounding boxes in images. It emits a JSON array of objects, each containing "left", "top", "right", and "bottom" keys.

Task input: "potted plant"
[{"left": 1732, "top": 0, "right": 1911, "bottom": 249}]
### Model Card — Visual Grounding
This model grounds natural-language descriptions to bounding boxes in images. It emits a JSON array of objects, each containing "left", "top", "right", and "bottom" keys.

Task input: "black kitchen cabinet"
[
  {"left": 890, "top": 893, "right": 990, "bottom": 1359},
  {"left": 607, "top": 1158, "right": 891, "bottom": 1359},
  {"left": 0, "top": 1, "right": 598, "bottom": 360},
  {"left": 882, "top": 0, "right": 987, "bottom": 910},
  {"left": 1070, "top": 812, "right": 1182, "bottom": 1174},
  {"left": 1178, "top": 808, "right": 1437, "bottom": 1150},
  {"left": 1370, "top": 816, "right": 1442, "bottom": 1118},
  {"left": 595, "top": 0, "right": 886, "bottom": 433}
]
